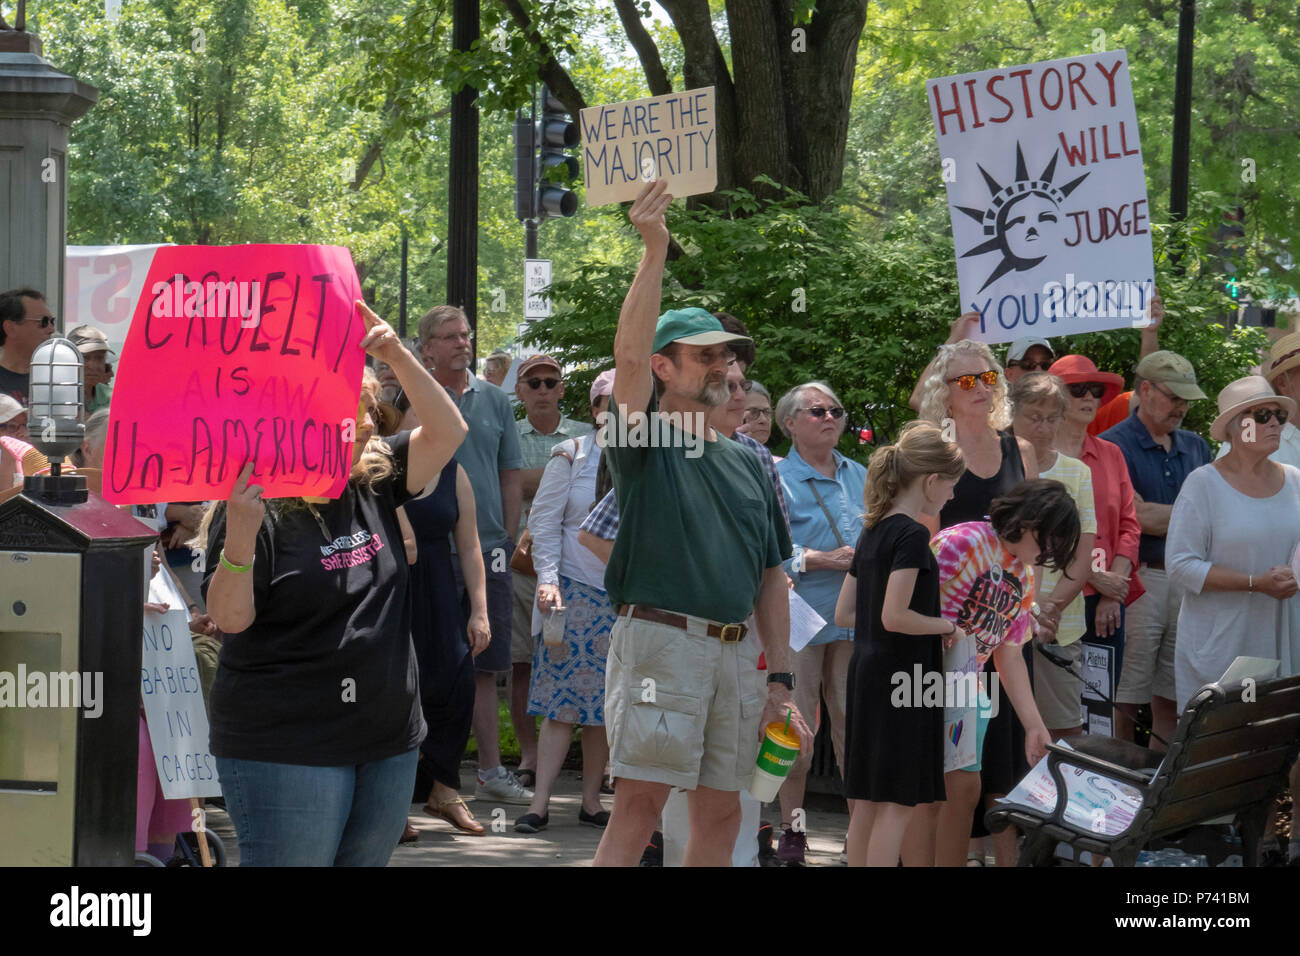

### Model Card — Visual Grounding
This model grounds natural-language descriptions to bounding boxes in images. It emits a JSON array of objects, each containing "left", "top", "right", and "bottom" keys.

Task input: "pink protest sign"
[{"left": 102, "top": 245, "right": 364, "bottom": 505}]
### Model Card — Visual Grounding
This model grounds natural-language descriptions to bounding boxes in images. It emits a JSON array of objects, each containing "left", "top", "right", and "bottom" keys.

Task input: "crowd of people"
[{"left": 2, "top": 175, "right": 1298, "bottom": 867}]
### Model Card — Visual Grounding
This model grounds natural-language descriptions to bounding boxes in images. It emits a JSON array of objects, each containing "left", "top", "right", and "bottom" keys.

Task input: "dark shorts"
[{"left": 451, "top": 552, "right": 514, "bottom": 674}]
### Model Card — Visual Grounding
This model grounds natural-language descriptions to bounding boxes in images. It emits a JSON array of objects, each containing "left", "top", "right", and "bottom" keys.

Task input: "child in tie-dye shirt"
[{"left": 929, "top": 479, "right": 1082, "bottom": 867}]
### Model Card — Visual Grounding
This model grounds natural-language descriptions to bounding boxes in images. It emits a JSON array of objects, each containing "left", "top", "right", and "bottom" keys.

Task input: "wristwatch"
[{"left": 767, "top": 672, "right": 795, "bottom": 691}]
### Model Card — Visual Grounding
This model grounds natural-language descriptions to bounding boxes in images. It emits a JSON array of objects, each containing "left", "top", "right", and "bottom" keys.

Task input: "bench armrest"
[{"left": 1045, "top": 743, "right": 1155, "bottom": 788}]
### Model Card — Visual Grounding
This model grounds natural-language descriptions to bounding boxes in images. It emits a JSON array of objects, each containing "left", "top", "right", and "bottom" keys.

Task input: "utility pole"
[
  {"left": 1169, "top": 0, "right": 1196, "bottom": 272},
  {"left": 398, "top": 224, "right": 408, "bottom": 340},
  {"left": 447, "top": 0, "right": 480, "bottom": 360}
]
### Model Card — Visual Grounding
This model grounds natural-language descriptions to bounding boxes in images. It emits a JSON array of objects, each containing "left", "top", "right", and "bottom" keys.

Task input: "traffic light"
[
  {"left": 1222, "top": 205, "right": 1244, "bottom": 300},
  {"left": 537, "top": 85, "right": 578, "bottom": 219},
  {"left": 512, "top": 110, "right": 536, "bottom": 222}
]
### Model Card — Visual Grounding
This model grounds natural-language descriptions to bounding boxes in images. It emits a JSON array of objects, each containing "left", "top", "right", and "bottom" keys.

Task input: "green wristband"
[{"left": 219, "top": 549, "right": 253, "bottom": 573}]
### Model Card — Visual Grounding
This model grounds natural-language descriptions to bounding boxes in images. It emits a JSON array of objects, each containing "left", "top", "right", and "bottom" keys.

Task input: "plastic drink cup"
[
  {"left": 542, "top": 606, "right": 568, "bottom": 662},
  {"left": 749, "top": 721, "right": 800, "bottom": 801},
  {"left": 542, "top": 605, "right": 566, "bottom": 646}
]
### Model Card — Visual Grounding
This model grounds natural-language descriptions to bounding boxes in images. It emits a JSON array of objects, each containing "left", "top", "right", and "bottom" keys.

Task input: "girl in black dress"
[{"left": 834, "top": 421, "right": 965, "bottom": 867}]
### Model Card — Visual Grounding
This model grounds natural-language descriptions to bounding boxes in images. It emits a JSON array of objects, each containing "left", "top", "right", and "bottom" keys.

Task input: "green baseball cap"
[
  {"left": 1135, "top": 350, "right": 1207, "bottom": 401},
  {"left": 652, "top": 308, "right": 752, "bottom": 354}
]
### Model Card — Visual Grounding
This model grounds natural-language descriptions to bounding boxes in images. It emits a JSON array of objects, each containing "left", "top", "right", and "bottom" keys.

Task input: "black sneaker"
[
  {"left": 638, "top": 829, "right": 663, "bottom": 867},
  {"left": 514, "top": 812, "right": 549, "bottom": 833}
]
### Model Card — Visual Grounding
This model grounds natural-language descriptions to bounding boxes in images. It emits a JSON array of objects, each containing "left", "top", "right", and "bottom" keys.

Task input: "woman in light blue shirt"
[{"left": 773, "top": 381, "right": 868, "bottom": 864}]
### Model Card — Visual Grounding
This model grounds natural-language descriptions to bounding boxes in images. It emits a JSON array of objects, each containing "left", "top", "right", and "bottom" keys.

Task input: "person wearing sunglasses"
[
  {"left": 1046, "top": 355, "right": 1144, "bottom": 743},
  {"left": 509, "top": 353, "right": 591, "bottom": 789},
  {"left": 1167, "top": 378, "right": 1300, "bottom": 829},
  {"left": 1003, "top": 337, "right": 1055, "bottom": 383},
  {"left": 1217, "top": 329, "right": 1300, "bottom": 471},
  {"left": 1098, "top": 350, "right": 1211, "bottom": 751},
  {"left": 0, "top": 286, "right": 55, "bottom": 406},
  {"left": 916, "top": 338, "right": 1040, "bottom": 867},
  {"left": 769, "top": 381, "right": 867, "bottom": 863}
]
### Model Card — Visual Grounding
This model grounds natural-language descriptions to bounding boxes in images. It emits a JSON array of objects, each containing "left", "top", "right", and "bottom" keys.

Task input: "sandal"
[
  {"left": 514, "top": 768, "right": 536, "bottom": 789},
  {"left": 426, "top": 796, "right": 486, "bottom": 836},
  {"left": 966, "top": 853, "right": 986, "bottom": 867},
  {"left": 400, "top": 822, "right": 420, "bottom": 844}
]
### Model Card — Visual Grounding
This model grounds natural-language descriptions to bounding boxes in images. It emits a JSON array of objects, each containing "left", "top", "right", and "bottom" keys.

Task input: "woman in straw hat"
[{"left": 1166, "top": 375, "right": 1300, "bottom": 714}]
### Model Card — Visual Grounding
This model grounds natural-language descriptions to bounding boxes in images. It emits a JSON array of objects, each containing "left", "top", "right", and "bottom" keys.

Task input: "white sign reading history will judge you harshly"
[{"left": 928, "top": 51, "right": 1155, "bottom": 345}]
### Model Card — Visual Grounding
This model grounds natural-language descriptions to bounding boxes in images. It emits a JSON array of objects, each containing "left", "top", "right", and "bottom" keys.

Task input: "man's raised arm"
[{"left": 612, "top": 179, "right": 673, "bottom": 416}]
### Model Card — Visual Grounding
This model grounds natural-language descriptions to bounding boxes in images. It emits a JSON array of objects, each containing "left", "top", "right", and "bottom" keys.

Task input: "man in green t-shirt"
[{"left": 593, "top": 179, "right": 811, "bottom": 867}]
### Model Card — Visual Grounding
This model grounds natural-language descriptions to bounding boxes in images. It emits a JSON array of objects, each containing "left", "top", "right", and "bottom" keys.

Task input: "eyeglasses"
[
  {"left": 947, "top": 370, "right": 999, "bottom": 391},
  {"left": 1023, "top": 413, "right": 1062, "bottom": 427},
  {"left": 744, "top": 407, "right": 773, "bottom": 421},
  {"left": 524, "top": 377, "right": 560, "bottom": 390},
  {"left": 1067, "top": 382, "right": 1106, "bottom": 399},
  {"left": 19, "top": 316, "right": 56, "bottom": 329},
  {"left": 1247, "top": 407, "right": 1289, "bottom": 425},
  {"left": 726, "top": 380, "right": 745, "bottom": 394},
  {"left": 1012, "top": 360, "right": 1053, "bottom": 372},
  {"left": 804, "top": 405, "right": 845, "bottom": 420},
  {"left": 1150, "top": 382, "right": 1188, "bottom": 405}
]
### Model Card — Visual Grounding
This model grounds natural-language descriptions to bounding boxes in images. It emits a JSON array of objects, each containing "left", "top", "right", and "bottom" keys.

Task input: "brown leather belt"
[{"left": 618, "top": 605, "right": 749, "bottom": 643}]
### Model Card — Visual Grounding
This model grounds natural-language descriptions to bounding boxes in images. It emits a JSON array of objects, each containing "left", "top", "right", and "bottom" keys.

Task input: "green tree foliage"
[{"left": 530, "top": 183, "right": 1266, "bottom": 455}]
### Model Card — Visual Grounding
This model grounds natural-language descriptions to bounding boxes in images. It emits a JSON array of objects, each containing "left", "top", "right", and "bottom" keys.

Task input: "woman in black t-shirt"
[
  {"left": 201, "top": 301, "right": 468, "bottom": 867},
  {"left": 834, "top": 421, "right": 965, "bottom": 867}
]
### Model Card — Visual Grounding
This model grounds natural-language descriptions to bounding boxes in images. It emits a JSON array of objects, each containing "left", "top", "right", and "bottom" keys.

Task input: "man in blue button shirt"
[{"left": 1100, "top": 350, "right": 1211, "bottom": 750}]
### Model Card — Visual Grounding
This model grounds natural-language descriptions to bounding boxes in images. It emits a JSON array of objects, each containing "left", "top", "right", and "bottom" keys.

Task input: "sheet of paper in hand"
[
  {"left": 102, "top": 245, "right": 365, "bottom": 505},
  {"left": 928, "top": 51, "right": 1155, "bottom": 344},
  {"left": 580, "top": 87, "right": 717, "bottom": 206}
]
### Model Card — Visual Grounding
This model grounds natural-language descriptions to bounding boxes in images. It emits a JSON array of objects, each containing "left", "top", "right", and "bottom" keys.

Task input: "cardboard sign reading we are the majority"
[
  {"left": 579, "top": 87, "right": 717, "bottom": 205},
  {"left": 102, "top": 244, "right": 365, "bottom": 505}
]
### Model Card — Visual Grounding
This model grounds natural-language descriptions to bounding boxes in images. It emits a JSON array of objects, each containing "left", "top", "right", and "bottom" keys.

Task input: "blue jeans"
[{"left": 217, "top": 749, "right": 418, "bottom": 866}]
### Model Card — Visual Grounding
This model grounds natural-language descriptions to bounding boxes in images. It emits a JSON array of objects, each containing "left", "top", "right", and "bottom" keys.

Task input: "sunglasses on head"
[
  {"left": 948, "top": 370, "right": 999, "bottom": 391},
  {"left": 805, "top": 405, "right": 845, "bottom": 420},
  {"left": 1246, "top": 407, "right": 1289, "bottom": 426},
  {"left": 525, "top": 377, "right": 560, "bottom": 390},
  {"left": 1067, "top": 382, "right": 1106, "bottom": 399}
]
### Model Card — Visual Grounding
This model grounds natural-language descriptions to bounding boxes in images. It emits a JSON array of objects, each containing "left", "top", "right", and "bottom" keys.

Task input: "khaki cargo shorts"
[{"left": 604, "top": 608, "right": 765, "bottom": 792}]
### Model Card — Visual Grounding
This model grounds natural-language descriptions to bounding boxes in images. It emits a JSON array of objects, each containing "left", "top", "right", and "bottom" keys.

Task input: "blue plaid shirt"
[{"left": 578, "top": 431, "right": 790, "bottom": 540}]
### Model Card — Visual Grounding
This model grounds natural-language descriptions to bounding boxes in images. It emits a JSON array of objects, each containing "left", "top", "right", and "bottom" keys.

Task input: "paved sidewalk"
[{"left": 205, "top": 768, "right": 849, "bottom": 867}]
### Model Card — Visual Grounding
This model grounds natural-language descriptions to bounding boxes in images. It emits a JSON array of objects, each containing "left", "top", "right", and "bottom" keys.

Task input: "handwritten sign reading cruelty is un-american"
[
  {"left": 102, "top": 244, "right": 365, "bottom": 505},
  {"left": 580, "top": 87, "right": 717, "bottom": 206}
]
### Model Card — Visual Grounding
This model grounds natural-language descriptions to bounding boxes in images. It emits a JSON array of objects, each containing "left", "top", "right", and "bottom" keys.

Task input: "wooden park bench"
[{"left": 986, "top": 673, "right": 1300, "bottom": 866}]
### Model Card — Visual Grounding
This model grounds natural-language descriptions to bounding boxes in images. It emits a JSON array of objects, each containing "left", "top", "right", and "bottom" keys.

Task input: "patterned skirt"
[{"left": 527, "top": 574, "right": 614, "bottom": 725}]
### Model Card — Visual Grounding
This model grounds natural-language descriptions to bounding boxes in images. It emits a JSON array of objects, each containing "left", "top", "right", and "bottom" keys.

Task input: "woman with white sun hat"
[{"left": 1166, "top": 375, "right": 1300, "bottom": 713}]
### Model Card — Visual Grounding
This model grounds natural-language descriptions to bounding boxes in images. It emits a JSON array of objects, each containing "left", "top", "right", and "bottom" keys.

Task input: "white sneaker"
[{"left": 475, "top": 769, "right": 534, "bottom": 806}]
